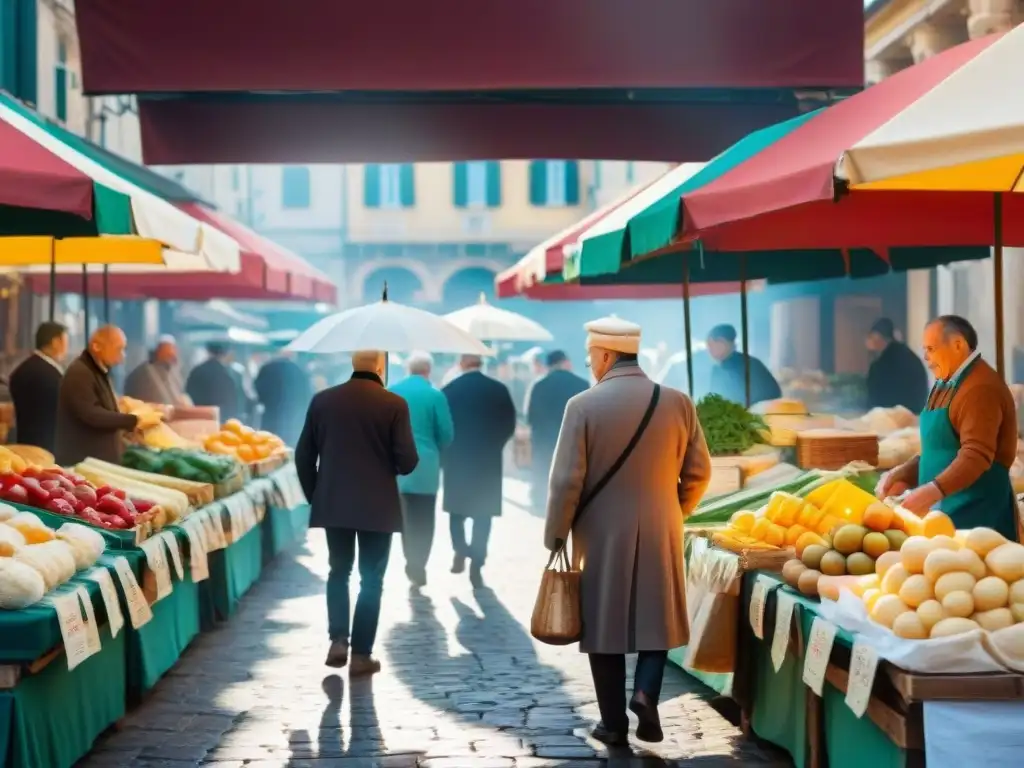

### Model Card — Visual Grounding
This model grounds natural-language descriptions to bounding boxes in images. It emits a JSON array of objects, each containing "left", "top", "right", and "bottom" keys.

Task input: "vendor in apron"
[{"left": 877, "top": 316, "right": 1020, "bottom": 542}]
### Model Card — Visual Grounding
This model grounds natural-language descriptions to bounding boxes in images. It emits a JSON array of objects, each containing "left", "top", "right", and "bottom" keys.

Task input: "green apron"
[{"left": 917, "top": 357, "right": 1019, "bottom": 542}]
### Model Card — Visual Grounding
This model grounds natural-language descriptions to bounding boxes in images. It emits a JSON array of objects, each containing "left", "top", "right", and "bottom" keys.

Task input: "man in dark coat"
[
  {"left": 527, "top": 350, "right": 589, "bottom": 514},
  {"left": 10, "top": 322, "right": 69, "bottom": 453},
  {"left": 55, "top": 326, "right": 159, "bottom": 466},
  {"left": 295, "top": 350, "right": 418, "bottom": 675},
  {"left": 255, "top": 350, "right": 313, "bottom": 446},
  {"left": 865, "top": 318, "right": 929, "bottom": 414},
  {"left": 441, "top": 354, "right": 517, "bottom": 587},
  {"left": 186, "top": 343, "right": 243, "bottom": 423},
  {"left": 706, "top": 324, "right": 782, "bottom": 406}
]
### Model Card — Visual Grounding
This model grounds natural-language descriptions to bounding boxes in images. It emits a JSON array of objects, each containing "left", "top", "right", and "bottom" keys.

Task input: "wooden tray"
[{"left": 796, "top": 430, "right": 879, "bottom": 470}]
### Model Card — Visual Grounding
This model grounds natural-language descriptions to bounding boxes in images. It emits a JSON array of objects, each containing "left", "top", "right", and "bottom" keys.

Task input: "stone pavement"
[{"left": 78, "top": 479, "right": 790, "bottom": 768}]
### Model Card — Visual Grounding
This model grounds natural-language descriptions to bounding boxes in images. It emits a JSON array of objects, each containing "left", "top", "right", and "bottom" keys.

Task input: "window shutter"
[
  {"left": 54, "top": 67, "right": 66, "bottom": 122},
  {"left": 528, "top": 161, "right": 547, "bottom": 206},
  {"left": 399, "top": 164, "right": 416, "bottom": 207},
  {"left": 453, "top": 162, "right": 468, "bottom": 208},
  {"left": 565, "top": 161, "right": 580, "bottom": 205},
  {"left": 363, "top": 165, "right": 381, "bottom": 208},
  {"left": 486, "top": 161, "right": 502, "bottom": 207}
]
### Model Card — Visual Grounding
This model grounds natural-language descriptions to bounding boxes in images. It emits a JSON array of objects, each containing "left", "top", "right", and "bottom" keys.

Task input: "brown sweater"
[{"left": 892, "top": 359, "right": 1017, "bottom": 498}]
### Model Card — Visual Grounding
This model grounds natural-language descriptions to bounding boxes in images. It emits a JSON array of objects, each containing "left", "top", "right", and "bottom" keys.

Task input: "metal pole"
[
  {"left": 994, "top": 192, "right": 1005, "bottom": 378},
  {"left": 48, "top": 242, "right": 57, "bottom": 321},
  {"left": 682, "top": 256, "right": 694, "bottom": 397},
  {"left": 103, "top": 265, "right": 110, "bottom": 322},
  {"left": 82, "top": 265, "right": 90, "bottom": 338},
  {"left": 740, "top": 254, "right": 751, "bottom": 408}
]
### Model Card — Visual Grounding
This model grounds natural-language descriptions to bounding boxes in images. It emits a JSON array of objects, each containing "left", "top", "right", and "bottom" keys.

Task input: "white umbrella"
[
  {"left": 287, "top": 293, "right": 491, "bottom": 355},
  {"left": 444, "top": 293, "right": 553, "bottom": 342}
]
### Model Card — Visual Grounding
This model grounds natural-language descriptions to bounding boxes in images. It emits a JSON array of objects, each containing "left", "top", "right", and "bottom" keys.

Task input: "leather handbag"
[{"left": 530, "top": 385, "right": 661, "bottom": 645}]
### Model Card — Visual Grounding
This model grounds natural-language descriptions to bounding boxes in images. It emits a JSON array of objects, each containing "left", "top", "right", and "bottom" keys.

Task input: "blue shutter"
[
  {"left": 528, "top": 161, "right": 547, "bottom": 206},
  {"left": 399, "top": 164, "right": 415, "bottom": 207},
  {"left": 485, "top": 161, "right": 502, "bottom": 207},
  {"left": 363, "top": 165, "right": 381, "bottom": 208},
  {"left": 54, "top": 66, "right": 66, "bottom": 122},
  {"left": 453, "top": 162, "right": 468, "bottom": 208},
  {"left": 281, "top": 167, "right": 310, "bottom": 208},
  {"left": 564, "top": 161, "right": 580, "bottom": 205}
]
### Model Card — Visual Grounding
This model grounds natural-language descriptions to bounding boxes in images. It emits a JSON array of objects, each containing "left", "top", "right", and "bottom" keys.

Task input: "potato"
[
  {"left": 930, "top": 617, "right": 980, "bottom": 639},
  {"left": 881, "top": 563, "right": 910, "bottom": 595},
  {"left": 964, "top": 527, "right": 1007, "bottom": 558},
  {"left": 892, "top": 611, "right": 928, "bottom": 639},
  {"left": 916, "top": 600, "right": 946, "bottom": 631},
  {"left": 798, "top": 569, "right": 821, "bottom": 597},
  {"left": 875, "top": 551, "right": 902, "bottom": 579},
  {"left": 933, "top": 571, "right": 977, "bottom": 602},
  {"left": 973, "top": 607, "right": 1014, "bottom": 632},
  {"left": 871, "top": 594, "right": 911, "bottom": 628},
  {"left": 899, "top": 574, "right": 934, "bottom": 608},
  {"left": 901, "top": 536, "right": 937, "bottom": 575},
  {"left": 1010, "top": 579, "right": 1024, "bottom": 606},
  {"left": 973, "top": 577, "right": 1010, "bottom": 612},
  {"left": 985, "top": 543, "right": 1024, "bottom": 583},
  {"left": 941, "top": 590, "right": 975, "bottom": 618},
  {"left": 923, "top": 549, "right": 965, "bottom": 583},
  {"left": 782, "top": 559, "right": 807, "bottom": 588}
]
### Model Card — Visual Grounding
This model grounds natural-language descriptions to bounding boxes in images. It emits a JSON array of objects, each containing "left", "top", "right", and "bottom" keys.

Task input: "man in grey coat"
[
  {"left": 296, "top": 350, "right": 419, "bottom": 675},
  {"left": 545, "top": 316, "right": 712, "bottom": 746}
]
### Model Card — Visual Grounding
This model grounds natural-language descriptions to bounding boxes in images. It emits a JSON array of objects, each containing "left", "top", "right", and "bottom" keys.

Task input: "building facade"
[{"left": 865, "top": 0, "right": 1023, "bottom": 371}]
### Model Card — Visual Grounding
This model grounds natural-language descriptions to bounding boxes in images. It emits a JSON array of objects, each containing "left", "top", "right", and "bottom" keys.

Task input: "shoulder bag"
[{"left": 531, "top": 384, "right": 662, "bottom": 645}]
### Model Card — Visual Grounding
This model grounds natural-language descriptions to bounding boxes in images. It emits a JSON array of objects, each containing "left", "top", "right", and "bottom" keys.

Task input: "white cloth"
[
  {"left": 585, "top": 316, "right": 641, "bottom": 355},
  {"left": 34, "top": 351, "right": 63, "bottom": 375},
  {"left": 924, "top": 700, "right": 1024, "bottom": 767}
]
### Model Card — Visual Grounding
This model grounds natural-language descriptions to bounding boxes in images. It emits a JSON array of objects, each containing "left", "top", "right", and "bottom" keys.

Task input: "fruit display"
[
  {"left": 74, "top": 460, "right": 189, "bottom": 523},
  {"left": 852, "top": 526, "right": 1024, "bottom": 640},
  {"left": 0, "top": 466, "right": 163, "bottom": 532},
  {"left": 203, "top": 419, "right": 287, "bottom": 464},
  {"left": 0, "top": 514, "right": 106, "bottom": 609},
  {"left": 122, "top": 445, "right": 239, "bottom": 486},
  {"left": 141, "top": 421, "right": 198, "bottom": 450},
  {"left": 695, "top": 395, "right": 768, "bottom": 456}
]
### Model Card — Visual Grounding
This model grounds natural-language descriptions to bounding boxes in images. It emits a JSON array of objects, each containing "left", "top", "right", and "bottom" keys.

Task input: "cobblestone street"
[{"left": 79, "top": 480, "right": 789, "bottom": 767}]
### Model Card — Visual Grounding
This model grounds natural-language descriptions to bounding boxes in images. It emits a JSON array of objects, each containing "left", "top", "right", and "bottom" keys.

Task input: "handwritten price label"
[
  {"left": 77, "top": 586, "right": 102, "bottom": 657},
  {"left": 51, "top": 592, "right": 90, "bottom": 671},
  {"left": 161, "top": 531, "right": 184, "bottom": 581},
  {"left": 749, "top": 578, "right": 769, "bottom": 640},
  {"left": 845, "top": 640, "right": 880, "bottom": 718},
  {"left": 802, "top": 617, "right": 837, "bottom": 696},
  {"left": 112, "top": 556, "right": 153, "bottom": 629},
  {"left": 142, "top": 537, "right": 173, "bottom": 601},
  {"left": 771, "top": 591, "right": 796, "bottom": 672},
  {"left": 185, "top": 523, "right": 210, "bottom": 583},
  {"left": 84, "top": 567, "right": 124, "bottom": 639}
]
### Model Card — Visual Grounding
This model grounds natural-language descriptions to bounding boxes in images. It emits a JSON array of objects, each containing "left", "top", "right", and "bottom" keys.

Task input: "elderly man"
[
  {"left": 442, "top": 353, "right": 517, "bottom": 588},
  {"left": 706, "top": 323, "right": 781, "bottom": 406},
  {"left": 56, "top": 326, "right": 161, "bottom": 465},
  {"left": 124, "top": 336, "right": 191, "bottom": 406},
  {"left": 296, "top": 350, "right": 418, "bottom": 674},
  {"left": 10, "top": 321, "right": 69, "bottom": 453},
  {"left": 865, "top": 318, "right": 928, "bottom": 414},
  {"left": 390, "top": 352, "right": 455, "bottom": 587},
  {"left": 527, "top": 349, "right": 589, "bottom": 514},
  {"left": 545, "top": 316, "right": 712, "bottom": 746},
  {"left": 878, "top": 315, "right": 1019, "bottom": 541}
]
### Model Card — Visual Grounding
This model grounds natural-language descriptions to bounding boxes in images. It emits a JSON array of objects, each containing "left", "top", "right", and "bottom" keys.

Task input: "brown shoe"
[
  {"left": 325, "top": 641, "right": 349, "bottom": 668},
  {"left": 349, "top": 654, "right": 381, "bottom": 677}
]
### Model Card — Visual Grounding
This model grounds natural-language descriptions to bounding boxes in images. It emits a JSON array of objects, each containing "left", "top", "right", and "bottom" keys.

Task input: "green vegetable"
[{"left": 696, "top": 394, "right": 768, "bottom": 456}]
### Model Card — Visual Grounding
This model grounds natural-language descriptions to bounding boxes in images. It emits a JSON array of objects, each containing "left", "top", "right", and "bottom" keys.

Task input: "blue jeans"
[{"left": 325, "top": 528, "right": 392, "bottom": 654}]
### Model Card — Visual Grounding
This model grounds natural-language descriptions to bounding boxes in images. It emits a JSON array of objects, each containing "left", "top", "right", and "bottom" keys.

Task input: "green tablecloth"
[
  {"left": 0, "top": 626, "right": 126, "bottom": 768},
  {"left": 667, "top": 647, "right": 733, "bottom": 695},
  {"left": 203, "top": 523, "right": 263, "bottom": 622},
  {"left": 742, "top": 572, "right": 906, "bottom": 768},
  {"left": 262, "top": 502, "right": 310, "bottom": 563},
  {"left": 126, "top": 576, "right": 200, "bottom": 698}
]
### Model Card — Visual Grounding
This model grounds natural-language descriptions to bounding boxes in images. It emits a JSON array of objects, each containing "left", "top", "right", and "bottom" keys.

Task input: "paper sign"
[
  {"left": 185, "top": 525, "right": 209, "bottom": 583},
  {"left": 162, "top": 531, "right": 184, "bottom": 581},
  {"left": 51, "top": 592, "right": 90, "bottom": 670},
  {"left": 112, "top": 556, "right": 153, "bottom": 629},
  {"left": 84, "top": 567, "right": 124, "bottom": 639},
  {"left": 142, "top": 537, "right": 173, "bottom": 601},
  {"left": 771, "top": 591, "right": 796, "bottom": 672},
  {"left": 203, "top": 508, "right": 226, "bottom": 551},
  {"left": 77, "top": 586, "right": 102, "bottom": 657},
  {"left": 749, "top": 578, "right": 769, "bottom": 640},
  {"left": 802, "top": 617, "right": 838, "bottom": 696},
  {"left": 846, "top": 639, "right": 881, "bottom": 718}
]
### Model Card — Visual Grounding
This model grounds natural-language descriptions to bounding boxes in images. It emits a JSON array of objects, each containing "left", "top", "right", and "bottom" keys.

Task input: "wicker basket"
[{"left": 796, "top": 429, "right": 879, "bottom": 470}]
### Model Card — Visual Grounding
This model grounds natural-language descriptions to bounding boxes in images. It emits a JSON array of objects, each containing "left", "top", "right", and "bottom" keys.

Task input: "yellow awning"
[
  {"left": 0, "top": 236, "right": 165, "bottom": 266},
  {"left": 851, "top": 153, "right": 1024, "bottom": 193}
]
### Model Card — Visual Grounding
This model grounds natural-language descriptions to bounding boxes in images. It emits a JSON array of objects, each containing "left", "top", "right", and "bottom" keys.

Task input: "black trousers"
[
  {"left": 400, "top": 493, "right": 437, "bottom": 578},
  {"left": 449, "top": 514, "right": 492, "bottom": 566},
  {"left": 588, "top": 651, "right": 669, "bottom": 731}
]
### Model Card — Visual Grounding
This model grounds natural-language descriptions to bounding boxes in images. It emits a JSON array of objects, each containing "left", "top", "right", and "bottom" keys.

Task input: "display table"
[{"left": 262, "top": 502, "right": 311, "bottom": 563}]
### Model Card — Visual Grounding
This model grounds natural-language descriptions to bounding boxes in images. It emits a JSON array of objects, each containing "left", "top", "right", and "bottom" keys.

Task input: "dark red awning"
[{"left": 75, "top": 0, "right": 863, "bottom": 94}]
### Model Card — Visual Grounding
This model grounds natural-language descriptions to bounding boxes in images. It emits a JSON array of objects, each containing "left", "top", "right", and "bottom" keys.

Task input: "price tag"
[
  {"left": 142, "top": 537, "right": 173, "bottom": 601},
  {"left": 51, "top": 591, "right": 90, "bottom": 671},
  {"left": 749, "top": 578, "right": 769, "bottom": 640},
  {"left": 802, "top": 617, "right": 838, "bottom": 696},
  {"left": 112, "top": 556, "right": 152, "bottom": 629},
  {"left": 76, "top": 586, "right": 102, "bottom": 657},
  {"left": 771, "top": 591, "right": 796, "bottom": 672},
  {"left": 185, "top": 524, "right": 210, "bottom": 583},
  {"left": 845, "top": 639, "right": 880, "bottom": 718},
  {"left": 161, "top": 531, "right": 184, "bottom": 581},
  {"left": 84, "top": 567, "right": 124, "bottom": 639},
  {"left": 203, "top": 508, "right": 225, "bottom": 551}
]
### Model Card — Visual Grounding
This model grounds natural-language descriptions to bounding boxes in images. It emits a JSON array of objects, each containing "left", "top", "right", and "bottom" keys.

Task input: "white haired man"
[
  {"left": 389, "top": 351, "right": 455, "bottom": 587},
  {"left": 296, "top": 350, "right": 419, "bottom": 674}
]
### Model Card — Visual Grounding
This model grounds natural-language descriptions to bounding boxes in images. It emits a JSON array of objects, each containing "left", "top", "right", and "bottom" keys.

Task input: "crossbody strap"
[{"left": 573, "top": 384, "right": 661, "bottom": 529}]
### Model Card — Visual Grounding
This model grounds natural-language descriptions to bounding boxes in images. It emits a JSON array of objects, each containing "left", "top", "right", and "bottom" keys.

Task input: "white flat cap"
[{"left": 585, "top": 315, "right": 641, "bottom": 354}]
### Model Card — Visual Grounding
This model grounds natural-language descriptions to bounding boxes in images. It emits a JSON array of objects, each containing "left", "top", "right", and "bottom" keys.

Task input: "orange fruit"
[
  {"left": 223, "top": 419, "right": 244, "bottom": 434},
  {"left": 253, "top": 443, "right": 272, "bottom": 460},
  {"left": 236, "top": 444, "right": 256, "bottom": 462},
  {"left": 219, "top": 431, "right": 241, "bottom": 446},
  {"left": 205, "top": 440, "right": 230, "bottom": 455}
]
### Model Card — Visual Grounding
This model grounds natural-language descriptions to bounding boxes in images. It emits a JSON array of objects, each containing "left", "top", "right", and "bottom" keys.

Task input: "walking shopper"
[
  {"left": 295, "top": 350, "right": 419, "bottom": 675},
  {"left": 441, "top": 354, "right": 516, "bottom": 588},
  {"left": 526, "top": 349, "right": 588, "bottom": 514},
  {"left": 545, "top": 316, "right": 712, "bottom": 745},
  {"left": 390, "top": 352, "right": 454, "bottom": 587}
]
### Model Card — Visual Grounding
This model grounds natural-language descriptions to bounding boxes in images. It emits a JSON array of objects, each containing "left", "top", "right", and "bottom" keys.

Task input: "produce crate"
[
  {"left": 796, "top": 430, "right": 879, "bottom": 470},
  {"left": 248, "top": 451, "right": 290, "bottom": 478}
]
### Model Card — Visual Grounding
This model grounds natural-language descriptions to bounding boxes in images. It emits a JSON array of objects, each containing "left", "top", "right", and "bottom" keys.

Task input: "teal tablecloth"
[
  {"left": 202, "top": 523, "right": 263, "bottom": 623},
  {"left": 262, "top": 502, "right": 310, "bottom": 563}
]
